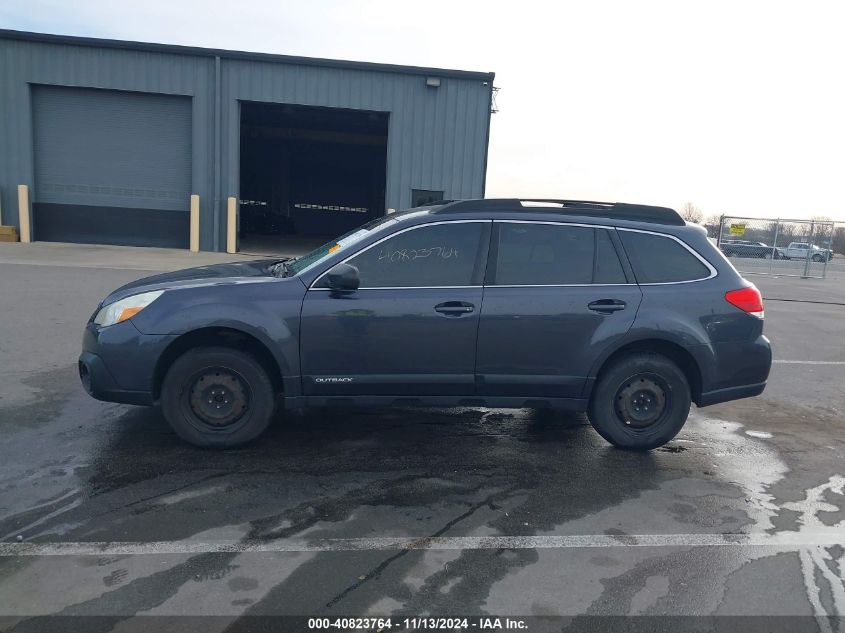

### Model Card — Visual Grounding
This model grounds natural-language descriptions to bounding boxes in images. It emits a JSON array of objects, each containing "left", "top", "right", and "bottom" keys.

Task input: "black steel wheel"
[
  {"left": 614, "top": 374, "right": 670, "bottom": 429},
  {"left": 588, "top": 352, "right": 691, "bottom": 450},
  {"left": 161, "top": 347, "right": 276, "bottom": 448},
  {"left": 186, "top": 367, "right": 250, "bottom": 429}
]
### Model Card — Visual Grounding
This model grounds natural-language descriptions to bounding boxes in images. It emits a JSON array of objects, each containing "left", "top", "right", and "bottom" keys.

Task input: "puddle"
[
  {"left": 657, "top": 445, "right": 687, "bottom": 453},
  {"left": 483, "top": 415, "right": 845, "bottom": 616}
]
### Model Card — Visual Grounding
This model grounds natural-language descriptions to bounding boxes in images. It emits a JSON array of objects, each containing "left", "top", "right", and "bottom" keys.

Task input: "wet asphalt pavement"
[{"left": 0, "top": 254, "right": 843, "bottom": 630}]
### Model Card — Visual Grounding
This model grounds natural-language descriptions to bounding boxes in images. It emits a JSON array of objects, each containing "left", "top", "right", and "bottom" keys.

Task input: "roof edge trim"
[{"left": 0, "top": 29, "right": 496, "bottom": 81}]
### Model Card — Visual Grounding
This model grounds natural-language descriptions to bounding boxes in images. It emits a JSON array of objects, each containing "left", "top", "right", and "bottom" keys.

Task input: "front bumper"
[
  {"left": 79, "top": 320, "right": 175, "bottom": 406},
  {"left": 78, "top": 352, "right": 154, "bottom": 405}
]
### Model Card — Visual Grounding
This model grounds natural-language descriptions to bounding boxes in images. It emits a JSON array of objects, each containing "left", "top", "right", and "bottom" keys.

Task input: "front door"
[
  {"left": 476, "top": 221, "right": 642, "bottom": 399},
  {"left": 300, "top": 220, "right": 491, "bottom": 396}
]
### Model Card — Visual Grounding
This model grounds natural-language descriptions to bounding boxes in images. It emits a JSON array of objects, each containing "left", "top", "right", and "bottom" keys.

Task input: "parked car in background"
[
  {"left": 720, "top": 239, "right": 784, "bottom": 259},
  {"left": 79, "top": 199, "right": 772, "bottom": 451},
  {"left": 782, "top": 242, "right": 834, "bottom": 262}
]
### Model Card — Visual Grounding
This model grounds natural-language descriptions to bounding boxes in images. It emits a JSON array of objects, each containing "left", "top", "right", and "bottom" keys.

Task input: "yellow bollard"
[
  {"left": 189, "top": 194, "right": 200, "bottom": 252},
  {"left": 18, "top": 185, "right": 32, "bottom": 243},
  {"left": 226, "top": 197, "right": 238, "bottom": 254}
]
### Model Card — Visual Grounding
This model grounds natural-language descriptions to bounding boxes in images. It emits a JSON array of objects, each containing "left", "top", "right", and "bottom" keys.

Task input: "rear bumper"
[
  {"left": 694, "top": 332, "right": 771, "bottom": 407},
  {"left": 697, "top": 381, "right": 767, "bottom": 407}
]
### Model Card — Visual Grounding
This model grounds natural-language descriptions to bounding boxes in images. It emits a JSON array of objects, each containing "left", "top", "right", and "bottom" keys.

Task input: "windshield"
[{"left": 285, "top": 210, "right": 432, "bottom": 276}]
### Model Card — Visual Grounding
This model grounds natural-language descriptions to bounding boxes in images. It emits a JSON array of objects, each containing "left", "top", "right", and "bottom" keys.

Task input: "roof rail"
[{"left": 432, "top": 198, "right": 685, "bottom": 226}]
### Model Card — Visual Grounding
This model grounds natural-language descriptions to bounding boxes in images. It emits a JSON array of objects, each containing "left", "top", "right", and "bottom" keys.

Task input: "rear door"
[
  {"left": 475, "top": 221, "right": 642, "bottom": 399},
  {"left": 300, "top": 220, "right": 491, "bottom": 397},
  {"left": 788, "top": 243, "right": 807, "bottom": 258}
]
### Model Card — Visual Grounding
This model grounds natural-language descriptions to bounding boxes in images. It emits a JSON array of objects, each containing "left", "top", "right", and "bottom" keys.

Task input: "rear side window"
[
  {"left": 618, "top": 230, "right": 711, "bottom": 283},
  {"left": 493, "top": 224, "right": 627, "bottom": 285}
]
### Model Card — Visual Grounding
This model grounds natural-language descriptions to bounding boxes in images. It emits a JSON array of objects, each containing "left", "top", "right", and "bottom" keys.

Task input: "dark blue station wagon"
[{"left": 79, "top": 199, "right": 772, "bottom": 449}]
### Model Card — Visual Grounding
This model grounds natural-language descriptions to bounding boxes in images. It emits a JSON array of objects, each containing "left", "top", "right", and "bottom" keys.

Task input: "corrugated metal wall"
[{"left": 0, "top": 32, "right": 494, "bottom": 251}]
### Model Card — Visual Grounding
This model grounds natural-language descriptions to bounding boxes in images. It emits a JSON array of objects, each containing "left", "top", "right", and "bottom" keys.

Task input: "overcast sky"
[{"left": 3, "top": 0, "right": 844, "bottom": 220}]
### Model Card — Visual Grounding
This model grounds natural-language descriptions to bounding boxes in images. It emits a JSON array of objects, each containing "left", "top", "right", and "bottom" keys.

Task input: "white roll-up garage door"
[{"left": 32, "top": 85, "right": 192, "bottom": 247}]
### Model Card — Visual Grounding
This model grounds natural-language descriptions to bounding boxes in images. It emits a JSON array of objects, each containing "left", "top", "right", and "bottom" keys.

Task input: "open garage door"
[
  {"left": 239, "top": 102, "right": 388, "bottom": 252},
  {"left": 32, "top": 86, "right": 192, "bottom": 248}
]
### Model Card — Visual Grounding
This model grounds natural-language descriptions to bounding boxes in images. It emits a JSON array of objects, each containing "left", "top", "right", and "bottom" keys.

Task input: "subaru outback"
[{"left": 79, "top": 199, "right": 772, "bottom": 450}]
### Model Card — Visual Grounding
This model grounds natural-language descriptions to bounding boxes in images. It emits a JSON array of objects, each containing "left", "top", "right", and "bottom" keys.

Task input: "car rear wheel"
[
  {"left": 812, "top": 254, "right": 823, "bottom": 262},
  {"left": 588, "top": 352, "right": 691, "bottom": 450},
  {"left": 161, "top": 346, "right": 276, "bottom": 448}
]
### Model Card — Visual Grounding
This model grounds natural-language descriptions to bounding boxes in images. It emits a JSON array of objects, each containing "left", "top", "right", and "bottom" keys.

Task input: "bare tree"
[
  {"left": 680, "top": 202, "right": 703, "bottom": 223},
  {"left": 778, "top": 222, "right": 797, "bottom": 242},
  {"left": 703, "top": 213, "right": 722, "bottom": 238},
  {"left": 810, "top": 215, "right": 834, "bottom": 242},
  {"left": 763, "top": 220, "right": 780, "bottom": 245},
  {"left": 832, "top": 227, "right": 845, "bottom": 256}
]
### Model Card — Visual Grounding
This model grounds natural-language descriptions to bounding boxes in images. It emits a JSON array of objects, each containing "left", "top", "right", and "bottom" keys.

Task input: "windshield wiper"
[{"left": 270, "top": 258, "right": 297, "bottom": 278}]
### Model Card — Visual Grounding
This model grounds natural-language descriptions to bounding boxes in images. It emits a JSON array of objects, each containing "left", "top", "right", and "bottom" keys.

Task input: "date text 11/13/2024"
[{"left": 307, "top": 617, "right": 529, "bottom": 630}]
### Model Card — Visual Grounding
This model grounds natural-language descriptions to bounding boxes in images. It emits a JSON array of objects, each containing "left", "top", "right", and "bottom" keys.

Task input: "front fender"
[{"left": 131, "top": 279, "right": 305, "bottom": 386}]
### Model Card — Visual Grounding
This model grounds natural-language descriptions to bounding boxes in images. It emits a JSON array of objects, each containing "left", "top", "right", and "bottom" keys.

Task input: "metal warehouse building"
[{"left": 0, "top": 30, "right": 494, "bottom": 252}]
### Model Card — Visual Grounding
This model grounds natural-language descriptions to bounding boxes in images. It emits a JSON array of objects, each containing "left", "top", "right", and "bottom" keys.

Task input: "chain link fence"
[{"left": 714, "top": 216, "right": 837, "bottom": 278}]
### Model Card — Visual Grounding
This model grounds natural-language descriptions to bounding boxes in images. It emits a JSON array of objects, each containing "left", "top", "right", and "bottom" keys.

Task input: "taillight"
[{"left": 725, "top": 285, "right": 764, "bottom": 318}]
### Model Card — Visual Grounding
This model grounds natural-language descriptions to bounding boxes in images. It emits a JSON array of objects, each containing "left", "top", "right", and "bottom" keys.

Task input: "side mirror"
[{"left": 326, "top": 263, "right": 360, "bottom": 292}]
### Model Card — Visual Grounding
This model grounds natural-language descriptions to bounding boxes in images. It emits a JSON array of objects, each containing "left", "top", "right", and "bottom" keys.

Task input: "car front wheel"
[
  {"left": 588, "top": 352, "right": 691, "bottom": 450},
  {"left": 161, "top": 346, "right": 276, "bottom": 448}
]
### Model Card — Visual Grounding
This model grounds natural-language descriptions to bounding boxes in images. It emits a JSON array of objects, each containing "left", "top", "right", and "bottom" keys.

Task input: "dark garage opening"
[{"left": 239, "top": 102, "right": 388, "bottom": 253}]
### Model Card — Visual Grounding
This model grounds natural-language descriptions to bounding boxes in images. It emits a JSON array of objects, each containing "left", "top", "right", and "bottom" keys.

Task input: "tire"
[
  {"left": 812, "top": 254, "right": 823, "bottom": 262},
  {"left": 160, "top": 346, "right": 276, "bottom": 448},
  {"left": 762, "top": 252, "right": 772, "bottom": 260},
  {"left": 587, "top": 352, "right": 691, "bottom": 450}
]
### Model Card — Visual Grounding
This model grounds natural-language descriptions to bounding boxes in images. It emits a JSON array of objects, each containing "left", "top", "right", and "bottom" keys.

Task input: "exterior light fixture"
[{"left": 425, "top": 77, "right": 441, "bottom": 88}]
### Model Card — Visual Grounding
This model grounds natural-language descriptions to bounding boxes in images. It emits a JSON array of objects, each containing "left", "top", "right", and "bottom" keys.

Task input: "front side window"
[
  {"left": 324, "top": 222, "right": 486, "bottom": 288},
  {"left": 618, "top": 230, "right": 711, "bottom": 283},
  {"left": 492, "top": 223, "right": 627, "bottom": 285}
]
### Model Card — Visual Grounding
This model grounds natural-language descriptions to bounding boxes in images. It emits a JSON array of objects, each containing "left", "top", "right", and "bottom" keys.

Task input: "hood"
[{"left": 105, "top": 259, "right": 289, "bottom": 303}]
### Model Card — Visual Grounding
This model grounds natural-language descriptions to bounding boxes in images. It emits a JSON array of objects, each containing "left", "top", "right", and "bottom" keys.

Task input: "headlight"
[{"left": 93, "top": 290, "right": 164, "bottom": 327}]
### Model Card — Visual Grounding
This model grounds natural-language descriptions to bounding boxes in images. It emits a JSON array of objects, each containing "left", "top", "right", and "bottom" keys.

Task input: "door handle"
[
  {"left": 588, "top": 299, "right": 627, "bottom": 314},
  {"left": 435, "top": 301, "right": 475, "bottom": 316}
]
